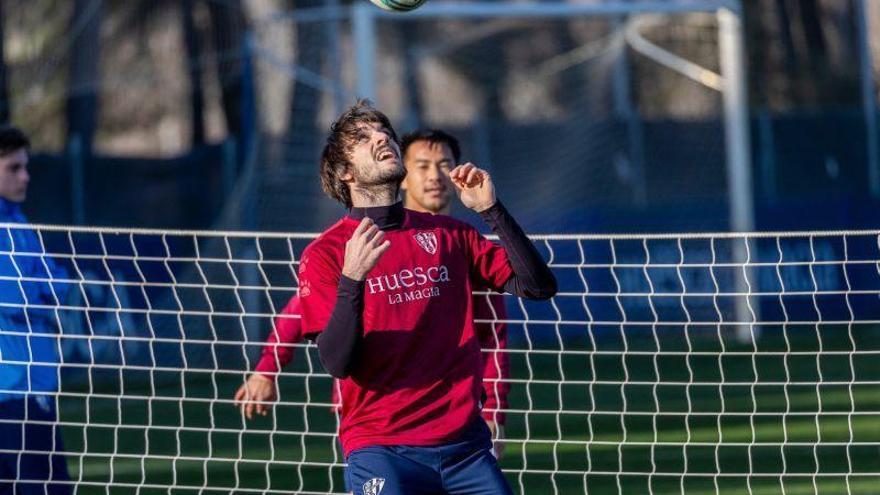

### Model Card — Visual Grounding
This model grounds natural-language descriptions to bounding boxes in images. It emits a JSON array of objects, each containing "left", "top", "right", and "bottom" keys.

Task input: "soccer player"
[
  {"left": 399, "top": 129, "right": 510, "bottom": 458},
  {"left": 299, "top": 101, "right": 556, "bottom": 495},
  {"left": 0, "top": 126, "right": 72, "bottom": 495},
  {"left": 234, "top": 130, "right": 511, "bottom": 460}
]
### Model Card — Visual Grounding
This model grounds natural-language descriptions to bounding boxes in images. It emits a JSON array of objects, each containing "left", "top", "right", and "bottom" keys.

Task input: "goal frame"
[{"left": 271, "top": 0, "right": 753, "bottom": 235}]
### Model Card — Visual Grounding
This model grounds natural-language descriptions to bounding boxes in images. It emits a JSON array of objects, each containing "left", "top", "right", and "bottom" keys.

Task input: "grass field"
[{"left": 57, "top": 324, "right": 880, "bottom": 494}]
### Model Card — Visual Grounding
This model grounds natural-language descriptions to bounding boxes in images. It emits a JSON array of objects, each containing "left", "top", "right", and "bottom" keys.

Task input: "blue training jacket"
[{"left": 0, "top": 198, "right": 68, "bottom": 401}]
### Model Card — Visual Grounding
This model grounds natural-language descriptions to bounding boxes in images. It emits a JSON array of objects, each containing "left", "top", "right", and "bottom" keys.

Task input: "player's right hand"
[
  {"left": 342, "top": 217, "right": 391, "bottom": 280},
  {"left": 233, "top": 373, "right": 278, "bottom": 420}
]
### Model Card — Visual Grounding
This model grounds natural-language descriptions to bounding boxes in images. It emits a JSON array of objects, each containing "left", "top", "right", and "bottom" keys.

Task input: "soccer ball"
[{"left": 368, "top": 0, "right": 427, "bottom": 12}]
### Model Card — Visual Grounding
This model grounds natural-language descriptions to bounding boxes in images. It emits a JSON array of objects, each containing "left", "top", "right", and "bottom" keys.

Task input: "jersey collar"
[{"left": 348, "top": 201, "right": 405, "bottom": 231}]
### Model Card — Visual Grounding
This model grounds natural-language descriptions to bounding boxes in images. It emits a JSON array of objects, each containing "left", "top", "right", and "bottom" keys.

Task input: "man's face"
[
  {"left": 345, "top": 121, "right": 406, "bottom": 189},
  {"left": 401, "top": 140, "right": 455, "bottom": 214},
  {"left": 0, "top": 148, "right": 30, "bottom": 203}
]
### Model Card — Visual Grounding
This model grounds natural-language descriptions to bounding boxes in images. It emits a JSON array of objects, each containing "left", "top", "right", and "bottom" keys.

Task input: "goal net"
[
  {"left": 3, "top": 224, "right": 880, "bottom": 494},
  {"left": 240, "top": 0, "right": 748, "bottom": 235}
]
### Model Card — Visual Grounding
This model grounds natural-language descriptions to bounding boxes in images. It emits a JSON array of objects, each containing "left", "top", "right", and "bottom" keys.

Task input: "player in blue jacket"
[{"left": 0, "top": 126, "right": 72, "bottom": 494}]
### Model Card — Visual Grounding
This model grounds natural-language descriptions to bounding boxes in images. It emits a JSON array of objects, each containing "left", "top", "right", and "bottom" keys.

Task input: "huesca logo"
[
  {"left": 365, "top": 265, "right": 450, "bottom": 294},
  {"left": 365, "top": 264, "right": 451, "bottom": 305}
]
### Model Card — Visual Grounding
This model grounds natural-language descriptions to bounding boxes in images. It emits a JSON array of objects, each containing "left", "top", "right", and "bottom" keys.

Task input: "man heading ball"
[{"left": 299, "top": 101, "right": 557, "bottom": 495}]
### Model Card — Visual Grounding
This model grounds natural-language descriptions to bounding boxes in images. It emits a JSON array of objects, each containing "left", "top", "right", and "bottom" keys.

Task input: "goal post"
[
  {"left": 340, "top": 0, "right": 756, "bottom": 342},
  {"left": 345, "top": 0, "right": 754, "bottom": 233},
  {"left": 3, "top": 223, "right": 880, "bottom": 493}
]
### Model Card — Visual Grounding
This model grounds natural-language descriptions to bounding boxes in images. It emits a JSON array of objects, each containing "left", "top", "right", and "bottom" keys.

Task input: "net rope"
[{"left": 1, "top": 225, "right": 879, "bottom": 493}]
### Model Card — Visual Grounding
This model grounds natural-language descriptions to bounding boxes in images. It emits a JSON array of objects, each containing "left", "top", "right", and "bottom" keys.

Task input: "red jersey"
[
  {"left": 254, "top": 296, "right": 303, "bottom": 378},
  {"left": 299, "top": 209, "right": 514, "bottom": 456},
  {"left": 255, "top": 294, "right": 510, "bottom": 425}
]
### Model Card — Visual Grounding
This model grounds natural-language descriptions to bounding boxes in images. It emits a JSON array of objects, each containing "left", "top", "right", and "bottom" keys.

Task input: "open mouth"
[{"left": 375, "top": 147, "right": 396, "bottom": 162}]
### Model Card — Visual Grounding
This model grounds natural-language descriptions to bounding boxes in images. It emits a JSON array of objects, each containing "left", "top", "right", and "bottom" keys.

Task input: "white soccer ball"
[{"left": 368, "top": 0, "right": 427, "bottom": 12}]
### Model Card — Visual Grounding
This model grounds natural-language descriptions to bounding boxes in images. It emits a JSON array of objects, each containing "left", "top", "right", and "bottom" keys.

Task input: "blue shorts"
[
  {"left": 345, "top": 418, "right": 512, "bottom": 495},
  {"left": 0, "top": 396, "right": 72, "bottom": 495}
]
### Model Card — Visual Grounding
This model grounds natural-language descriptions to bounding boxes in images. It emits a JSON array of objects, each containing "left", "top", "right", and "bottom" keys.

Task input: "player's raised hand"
[
  {"left": 342, "top": 217, "right": 391, "bottom": 280},
  {"left": 450, "top": 163, "right": 496, "bottom": 212},
  {"left": 233, "top": 373, "right": 278, "bottom": 420}
]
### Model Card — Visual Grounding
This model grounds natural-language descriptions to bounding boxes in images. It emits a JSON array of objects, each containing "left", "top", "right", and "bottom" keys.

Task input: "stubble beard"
[
  {"left": 352, "top": 160, "right": 407, "bottom": 204},
  {"left": 359, "top": 161, "right": 407, "bottom": 187}
]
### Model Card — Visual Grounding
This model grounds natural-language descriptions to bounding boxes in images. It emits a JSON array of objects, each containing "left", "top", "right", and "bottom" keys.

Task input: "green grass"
[{"left": 59, "top": 326, "right": 880, "bottom": 494}]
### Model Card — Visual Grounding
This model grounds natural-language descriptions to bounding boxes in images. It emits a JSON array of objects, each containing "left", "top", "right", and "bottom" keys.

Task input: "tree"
[
  {"left": 183, "top": 0, "right": 206, "bottom": 145},
  {"left": 206, "top": 0, "right": 246, "bottom": 138},
  {"left": 66, "top": 0, "right": 103, "bottom": 155},
  {"left": 0, "top": 1, "right": 10, "bottom": 125},
  {"left": 288, "top": 0, "right": 323, "bottom": 140}
]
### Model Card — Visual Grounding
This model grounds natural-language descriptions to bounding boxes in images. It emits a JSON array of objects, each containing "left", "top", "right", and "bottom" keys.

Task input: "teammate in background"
[
  {"left": 234, "top": 130, "right": 511, "bottom": 459},
  {"left": 399, "top": 129, "right": 510, "bottom": 458},
  {"left": 232, "top": 295, "right": 302, "bottom": 419},
  {"left": 299, "top": 101, "right": 556, "bottom": 494},
  {"left": 0, "top": 126, "right": 72, "bottom": 494}
]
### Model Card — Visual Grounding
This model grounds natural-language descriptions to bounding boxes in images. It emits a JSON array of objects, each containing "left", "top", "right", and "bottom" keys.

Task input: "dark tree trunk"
[
  {"left": 277, "top": 0, "right": 328, "bottom": 229},
  {"left": 183, "top": 0, "right": 205, "bottom": 146},
  {"left": 289, "top": 0, "right": 323, "bottom": 130},
  {"left": 279, "top": 0, "right": 324, "bottom": 179},
  {"left": 775, "top": 0, "right": 798, "bottom": 72},
  {"left": 206, "top": 0, "right": 245, "bottom": 138},
  {"left": 742, "top": 0, "right": 769, "bottom": 107},
  {"left": 66, "top": 0, "right": 103, "bottom": 156},
  {"left": 799, "top": 0, "right": 827, "bottom": 66},
  {"left": 0, "top": 1, "right": 10, "bottom": 124}
]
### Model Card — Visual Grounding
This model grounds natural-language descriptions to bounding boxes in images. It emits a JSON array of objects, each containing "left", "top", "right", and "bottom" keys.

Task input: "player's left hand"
[{"left": 450, "top": 163, "right": 496, "bottom": 212}]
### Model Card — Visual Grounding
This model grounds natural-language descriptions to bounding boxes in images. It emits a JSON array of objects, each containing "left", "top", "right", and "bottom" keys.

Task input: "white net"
[{"left": 2, "top": 224, "right": 880, "bottom": 494}]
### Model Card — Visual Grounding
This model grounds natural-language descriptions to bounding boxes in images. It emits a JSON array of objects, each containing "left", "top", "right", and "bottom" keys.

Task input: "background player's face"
[
  {"left": 346, "top": 121, "right": 405, "bottom": 188},
  {"left": 401, "top": 140, "right": 454, "bottom": 214},
  {"left": 0, "top": 148, "right": 30, "bottom": 203}
]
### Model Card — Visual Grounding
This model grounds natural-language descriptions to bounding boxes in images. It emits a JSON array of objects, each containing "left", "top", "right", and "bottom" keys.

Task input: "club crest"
[
  {"left": 413, "top": 231, "right": 438, "bottom": 254},
  {"left": 363, "top": 477, "right": 385, "bottom": 495}
]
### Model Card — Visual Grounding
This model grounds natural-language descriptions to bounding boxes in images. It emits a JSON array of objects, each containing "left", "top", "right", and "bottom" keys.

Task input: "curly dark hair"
[
  {"left": 320, "top": 100, "right": 399, "bottom": 208},
  {"left": 400, "top": 129, "right": 461, "bottom": 164},
  {"left": 0, "top": 126, "right": 30, "bottom": 157}
]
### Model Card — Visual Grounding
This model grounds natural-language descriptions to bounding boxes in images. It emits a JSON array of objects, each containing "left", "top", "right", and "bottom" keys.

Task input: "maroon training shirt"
[
  {"left": 254, "top": 294, "right": 511, "bottom": 426},
  {"left": 299, "top": 209, "right": 513, "bottom": 456}
]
